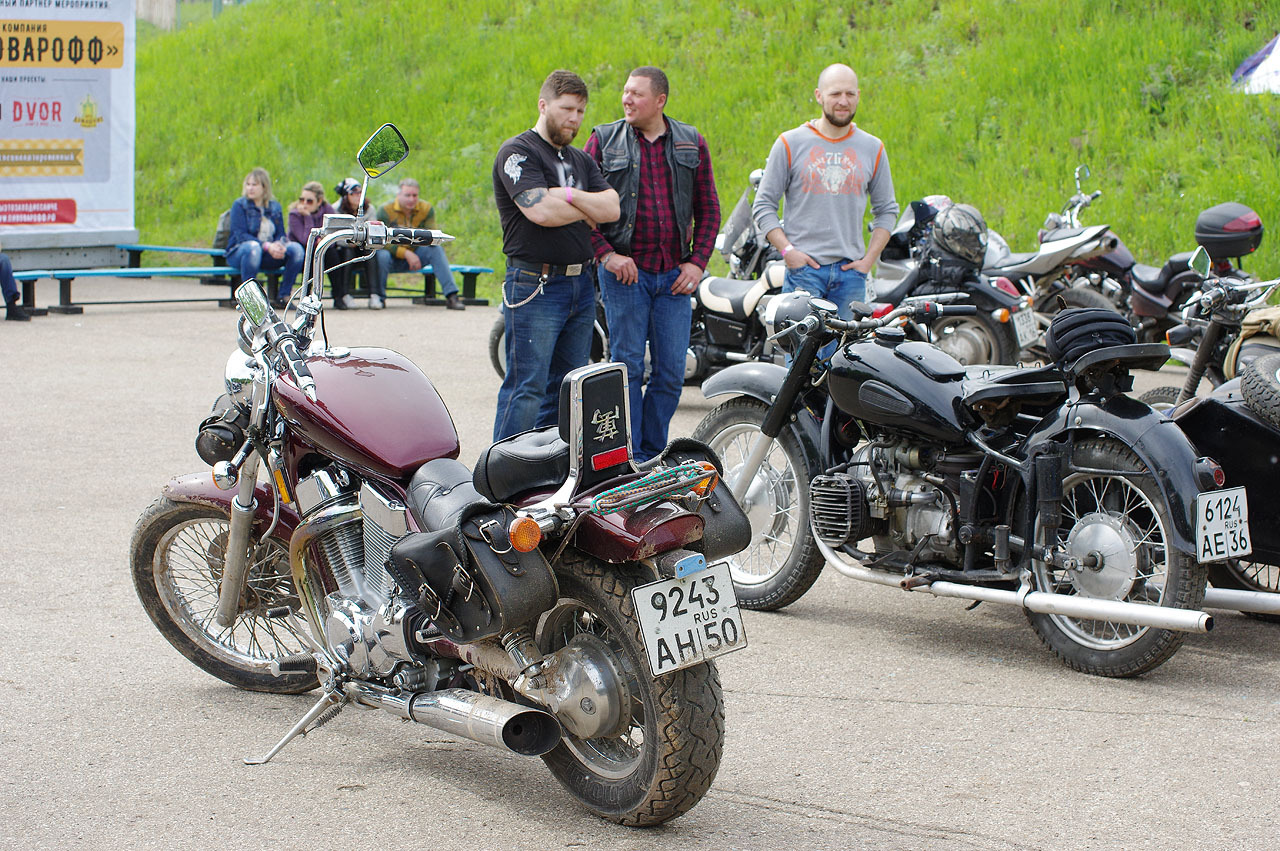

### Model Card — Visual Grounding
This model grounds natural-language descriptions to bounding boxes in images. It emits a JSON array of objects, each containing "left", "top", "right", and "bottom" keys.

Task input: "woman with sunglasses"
[{"left": 287, "top": 182, "right": 343, "bottom": 307}]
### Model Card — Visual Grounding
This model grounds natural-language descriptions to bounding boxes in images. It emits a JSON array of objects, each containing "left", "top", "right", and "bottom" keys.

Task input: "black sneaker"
[{"left": 445, "top": 293, "right": 466, "bottom": 311}]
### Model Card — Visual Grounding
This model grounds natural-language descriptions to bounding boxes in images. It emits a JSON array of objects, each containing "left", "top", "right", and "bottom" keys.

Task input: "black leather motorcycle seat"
[
  {"left": 472, "top": 427, "right": 570, "bottom": 503},
  {"left": 961, "top": 364, "right": 1066, "bottom": 408},
  {"left": 699, "top": 275, "right": 770, "bottom": 321},
  {"left": 408, "top": 457, "right": 491, "bottom": 532},
  {"left": 1132, "top": 252, "right": 1193, "bottom": 293},
  {"left": 1130, "top": 262, "right": 1164, "bottom": 288},
  {"left": 873, "top": 265, "right": 921, "bottom": 305}
]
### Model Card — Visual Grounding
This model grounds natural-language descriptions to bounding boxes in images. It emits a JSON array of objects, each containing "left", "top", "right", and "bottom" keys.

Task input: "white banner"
[{"left": 0, "top": 0, "right": 135, "bottom": 248}]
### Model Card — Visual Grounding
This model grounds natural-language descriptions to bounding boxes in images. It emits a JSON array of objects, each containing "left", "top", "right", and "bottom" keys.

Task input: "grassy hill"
[{"left": 138, "top": 0, "right": 1280, "bottom": 296}]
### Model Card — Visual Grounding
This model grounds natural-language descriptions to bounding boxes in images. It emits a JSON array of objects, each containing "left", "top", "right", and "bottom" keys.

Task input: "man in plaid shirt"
[{"left": 585, "top": 66, "right": 720, "bottom": 462}]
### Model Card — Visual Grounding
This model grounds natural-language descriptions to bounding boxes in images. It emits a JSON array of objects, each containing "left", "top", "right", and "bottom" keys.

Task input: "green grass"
[{"left": 138, "top": 0, "right": 1280, "bottom": 297}]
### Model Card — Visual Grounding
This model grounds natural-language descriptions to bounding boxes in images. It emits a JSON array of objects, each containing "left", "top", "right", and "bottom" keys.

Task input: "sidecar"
[{"left": 1170, "top": 381, "right": 1280, "bottom": 568}]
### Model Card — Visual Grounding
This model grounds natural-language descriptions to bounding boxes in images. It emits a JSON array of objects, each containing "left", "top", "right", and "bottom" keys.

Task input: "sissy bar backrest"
[{"left": 558, "top": 362, "right": 637, "bottom": 492}]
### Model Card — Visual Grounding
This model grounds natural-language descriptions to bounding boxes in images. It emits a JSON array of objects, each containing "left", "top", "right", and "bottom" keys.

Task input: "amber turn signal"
[
  {"left": 690, "top": 461, "right": 720, "bottom": 498},
  {"left": 508, "top": 515, "right": 543, "bottom": 552},
  {"left": 994, "top": 308, "right": 1012, "bottom": 324}
]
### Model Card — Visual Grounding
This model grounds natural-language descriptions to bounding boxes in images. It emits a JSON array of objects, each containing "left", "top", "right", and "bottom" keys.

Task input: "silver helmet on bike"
[{"left": 930, "top": 203, "right": 989, "bottom": 266}]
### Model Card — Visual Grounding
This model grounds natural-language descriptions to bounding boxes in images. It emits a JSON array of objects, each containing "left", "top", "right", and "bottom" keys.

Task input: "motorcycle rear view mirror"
[
  {"left": 1074, "top": 164, "right": 1091, "bottom": 188},
  {"left": 1189, "top": 245, "right": 1211, "bottom": 278},
  {"left": 235, "top": 281, "right": 270, "bottom": 329},
  {"left": 357, "top": 123, "right": 409, "bottom": 179}
]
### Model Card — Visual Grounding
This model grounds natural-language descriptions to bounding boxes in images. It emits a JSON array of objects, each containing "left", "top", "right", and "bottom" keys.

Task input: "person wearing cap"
[
  {"left": 752, "top": 63, "right": 899, "bottom": 320},
  {"left": 491, "top": 69, "right": 619, "bottom": 441},
  {"left": 330, "top": 177, "right": 376, "bottom": 309},
  {"left": 375, "top": 177, "right": 465, "bottom": 311}
]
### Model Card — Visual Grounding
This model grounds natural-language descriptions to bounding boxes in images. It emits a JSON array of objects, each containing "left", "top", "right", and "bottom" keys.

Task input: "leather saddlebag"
[{"left": 388, "top": 505, "right": 558, "bottom": 643}]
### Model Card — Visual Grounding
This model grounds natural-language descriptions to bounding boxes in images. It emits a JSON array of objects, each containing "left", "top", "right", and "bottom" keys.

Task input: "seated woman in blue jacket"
[{"left": 226, "top": 167, "right": 304, "bottom": 307}]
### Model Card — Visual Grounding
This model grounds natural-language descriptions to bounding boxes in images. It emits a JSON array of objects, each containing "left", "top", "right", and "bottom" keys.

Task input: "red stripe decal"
[{"left": 592, "top": 446, "right": 630, "bottom": 471}]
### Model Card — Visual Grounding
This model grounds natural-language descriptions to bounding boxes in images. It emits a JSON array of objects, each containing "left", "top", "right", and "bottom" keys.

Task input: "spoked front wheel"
[
  {"left": 538, "top": 552, "right": 723, "bottom": 826},
  {"left": 130, "top": 497, "right": 317, "bottom": 693},
  {"left": 691, "top": 397, "right": 824, "bottom": 610},
  {"left": 1025, "top": 438, "right": 1206, "bottom": 677}
]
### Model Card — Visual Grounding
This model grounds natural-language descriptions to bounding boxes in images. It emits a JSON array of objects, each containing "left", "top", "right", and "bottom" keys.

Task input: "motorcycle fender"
[
  {"left": 161, "top": 471, "right": 301, "bottom": 538},
  {"left": 1025, "top": 395, "right": 1206, "bottom": 555},
  {"left": 701, "top": 361, "right": 824, "bottom": 475},
  {"left": 960, "top": 278, "right": 1022, "bottom": 310}
]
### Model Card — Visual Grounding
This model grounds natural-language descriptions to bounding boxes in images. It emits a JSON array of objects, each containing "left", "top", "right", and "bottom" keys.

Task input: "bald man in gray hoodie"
[{"left": 752, "top": 63, "right": 899, "bottom": 318}]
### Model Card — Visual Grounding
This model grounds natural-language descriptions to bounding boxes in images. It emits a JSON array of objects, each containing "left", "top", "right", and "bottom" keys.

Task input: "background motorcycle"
[
  {"left": 130, "top": 125, "right": 748, "bottom": 827},
  {"left": 1047, "top": 165, "right": 1265, "bottom": 344},
  {"left": 872, "top": 201, "right": 1037, "bottom": 365},
  {"left": 690, "top": 290, "right": 1262, "bottom": 677},
  {"left": 1139, "top": 259, "right": 1280, "bottom": 410}
]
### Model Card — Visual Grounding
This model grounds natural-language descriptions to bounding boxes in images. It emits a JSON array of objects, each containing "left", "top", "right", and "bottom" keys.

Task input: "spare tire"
[
  {"left": 1240, "top": 352, "right": 1280, "bottom": 432},
  {"left": 1044, "top": 307, "right": 1134, "bottom": 365}
]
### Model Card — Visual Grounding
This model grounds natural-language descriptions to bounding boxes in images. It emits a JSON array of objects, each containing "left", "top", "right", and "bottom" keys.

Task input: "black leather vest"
[{"left": 592, "top": 116, "right": 701, "bottom": 256}]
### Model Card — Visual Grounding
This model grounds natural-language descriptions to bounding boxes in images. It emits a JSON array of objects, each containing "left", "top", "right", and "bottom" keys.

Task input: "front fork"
[
  {"left": 730, "top": 333, "right": 824, "bottom": 504},
  {"left": 215, "top": 378, "right": 270, "bottom": 628}
]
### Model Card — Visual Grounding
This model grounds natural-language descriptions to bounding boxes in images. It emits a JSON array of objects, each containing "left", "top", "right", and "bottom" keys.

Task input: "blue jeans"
[
  {"left": 493, "top": 267, "right": 596, "bottom": 441},
  {"left": 0, "top": 253, "right": 17, "bottom": 302},
  {"left": 599, "top": 265, "right": 690, "bottom": 462},
  {"left": 784, "top": 262, "right": 867, "bottom": 360},
  {"left": 226, "top": 240, "right": 304, "bottom": 298},
  {"left": 375, "top": 246, "right": 457, "bottom": 298}
]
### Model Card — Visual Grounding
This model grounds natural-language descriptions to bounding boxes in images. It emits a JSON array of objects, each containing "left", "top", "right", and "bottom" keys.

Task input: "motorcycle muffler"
[
  {"left": 376, "top": 687, "right": 562, "bottom": 756},
  {"left": 812, "top": 534, "right": 1213, "bottom": 633}
]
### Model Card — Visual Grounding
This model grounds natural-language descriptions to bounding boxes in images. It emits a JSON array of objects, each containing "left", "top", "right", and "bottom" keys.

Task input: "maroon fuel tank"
[{"left": 272, "top": 347, "right": 460, "bottom": 482}]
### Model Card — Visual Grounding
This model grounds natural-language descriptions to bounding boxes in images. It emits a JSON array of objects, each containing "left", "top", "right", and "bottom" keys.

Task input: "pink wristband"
[
  {"left": 565, "top": 185, "right": 574, "bottom": 204},
  {"left": 781, "top": 243, "right": 794, "bottom": 256}
]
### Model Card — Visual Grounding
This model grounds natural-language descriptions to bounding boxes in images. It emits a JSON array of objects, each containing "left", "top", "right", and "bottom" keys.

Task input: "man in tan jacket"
[{"left": 375, "top": 177, "right": 464, "bottom": 310}]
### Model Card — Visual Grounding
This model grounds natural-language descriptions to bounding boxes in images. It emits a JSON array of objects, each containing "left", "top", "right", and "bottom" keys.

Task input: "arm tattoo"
[{"left": 515, "top": 188, "right": 546, "bottom": 209}]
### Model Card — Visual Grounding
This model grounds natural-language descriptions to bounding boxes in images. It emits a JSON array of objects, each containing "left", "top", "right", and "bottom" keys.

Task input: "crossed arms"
[{"left": 515, "top": 186, "right": 619, "bottom": 228}]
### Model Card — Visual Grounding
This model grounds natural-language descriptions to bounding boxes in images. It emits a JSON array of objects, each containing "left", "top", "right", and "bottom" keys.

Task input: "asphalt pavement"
[{"left": 1, "top": 276, "right": 1276, "bottom": 850}]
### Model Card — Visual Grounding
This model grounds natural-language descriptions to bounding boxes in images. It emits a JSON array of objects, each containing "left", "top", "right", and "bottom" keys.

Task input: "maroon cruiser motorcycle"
[{"left": 130, "top": 125, "right": 750, "bottom": 826}]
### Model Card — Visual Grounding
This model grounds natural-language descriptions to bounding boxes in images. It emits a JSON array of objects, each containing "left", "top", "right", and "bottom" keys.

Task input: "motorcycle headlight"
[
  {"left": 761, "top": 291, "right": 814, "bottom": 353},
  {"left": 224, "top": 348, "right": 259, "bottom": 405}
]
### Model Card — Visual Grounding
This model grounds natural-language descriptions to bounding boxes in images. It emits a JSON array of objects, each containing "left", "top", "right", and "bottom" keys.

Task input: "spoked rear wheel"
[
  {"left": 537, "top": 552, "right": 723, "bottom": 826},
  {"left": 1025, "top": 439, "right": 1206, "bottom": 677},
  {"left": 130, "top": 497, "right": 317, "bottom": 693}
]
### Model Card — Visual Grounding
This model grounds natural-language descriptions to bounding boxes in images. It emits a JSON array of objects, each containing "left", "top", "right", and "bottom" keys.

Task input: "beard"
[
  {"left": 546, "top": 114, "right": 579, "bottom": 147},
  {"left": 822, "top": 105, "right": 856, "bottom": 128}
]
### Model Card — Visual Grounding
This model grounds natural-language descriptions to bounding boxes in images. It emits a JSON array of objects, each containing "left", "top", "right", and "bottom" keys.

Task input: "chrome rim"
[
  {"left": 1223, "top": 560, "right": 1280, "bottom": 593},
  {"left": 155, "top": 517, "right": 308, "bottom": 668},
  {"left": 706, "top": 421, "right": 802, "bottom": 587},
  {"left": 538, "top": 597, "right": 644, "bottom": 780},
  {"left": 933, "top": 317, "right": 996, "bottom": 365},
  {"left": 1034, "top": 466, "right": 1170, "bottom": 650}
]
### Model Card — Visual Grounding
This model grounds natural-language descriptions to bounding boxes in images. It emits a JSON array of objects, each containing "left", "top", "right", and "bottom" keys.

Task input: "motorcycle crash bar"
[
  {"left": 375, "top": 687, "right": 562, "bottom": 756},
  {"left": 812, "top": 535, "right": 1213, "bottom": 634}
]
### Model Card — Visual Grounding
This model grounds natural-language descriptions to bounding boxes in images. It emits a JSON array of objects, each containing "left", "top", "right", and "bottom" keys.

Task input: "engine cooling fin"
[{"left": 809, "top": 473, "right": 868, "bottom": 547}]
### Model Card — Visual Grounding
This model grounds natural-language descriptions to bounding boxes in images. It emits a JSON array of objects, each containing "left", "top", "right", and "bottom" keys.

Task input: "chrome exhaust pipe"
[
  {"left": 813, "top": 534, "right": 1213, "bottom": 634},
  {"left": 1203, "top": 586, "right": 1280, "bottom": 616},
  {"left": 377, "top": 688, "right": 561, "bottom": 756}
]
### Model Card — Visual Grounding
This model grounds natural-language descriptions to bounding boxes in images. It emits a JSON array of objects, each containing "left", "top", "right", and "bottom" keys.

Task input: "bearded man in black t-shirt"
[{"left": 491, "top": 69, "right": 620, "bottom": 441}]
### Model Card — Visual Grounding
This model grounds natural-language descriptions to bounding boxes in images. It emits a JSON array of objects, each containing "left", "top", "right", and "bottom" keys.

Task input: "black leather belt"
[{"left": 507, "top": 258, "right": 590, "bottom": 277}]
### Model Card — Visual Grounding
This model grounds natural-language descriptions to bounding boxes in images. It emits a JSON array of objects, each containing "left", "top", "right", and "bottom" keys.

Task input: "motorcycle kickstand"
[{"left": 243, "top": 690, "right": 347, "bottom": 766}]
